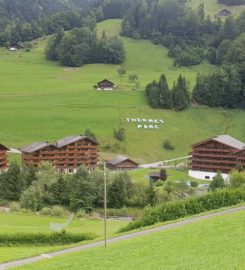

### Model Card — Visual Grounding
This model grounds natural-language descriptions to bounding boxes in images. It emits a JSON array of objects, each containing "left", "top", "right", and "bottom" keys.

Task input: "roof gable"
[
  {"left": 107, "top": 155, "right": 138, "bottom": 166},
  {"left": 56, "top": 135, "right": 97, "bottom": 148},
  {"left": 0, "top": 144, "right": 9, "bottom": 151},
  {"left": 192, "top": 135, "right": 245, "bottom": 151},
  {"left": 22, "top": 142, "right": 52, "bottom": 153},
  {"left": 97, "top": 79, "right": 114, "bottom": 85}
]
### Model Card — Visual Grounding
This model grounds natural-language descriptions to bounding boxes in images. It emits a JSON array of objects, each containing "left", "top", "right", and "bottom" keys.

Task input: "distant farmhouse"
[
  {"left": 216, "top": 9, "right": 231, "bottom": 17},
  {"left": 9, "top": 43, "right": 24, "bottom": 51},
  {"left": 96, "top": 79, "right": 117, "bottom": 91},
  {"left": 107, "top": 155, "right": 139, "bottom": 170},
  {"left": 0, "top": 143, "right": 9, "bottom": 171},
  {"left": 22, "top": 135, "right": 98, "bottom": 173},
  {"left": 189, "top": 135, "right": 245, "bottom": 181}
]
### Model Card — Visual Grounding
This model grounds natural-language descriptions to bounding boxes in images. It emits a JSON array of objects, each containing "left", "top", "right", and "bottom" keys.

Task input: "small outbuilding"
[
  {"left": 217, "top": 9, "right": 231, "bottom": 17},
  {"left": 107, "top": 155, "right": 139, "bottom": 170},
  {"left": 97, "top": 79, "right": 116, "bottom": 91},
  {"left": 149, "top": 172, "right": 161, "bottom": 182},
  {"left": 9, "top": 43, "right": 24, "bottom": 51}
]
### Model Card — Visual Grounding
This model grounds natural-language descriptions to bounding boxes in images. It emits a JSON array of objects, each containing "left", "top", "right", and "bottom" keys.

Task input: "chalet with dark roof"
[
  {"left": 149, "top": 172, "right": 161, "bottom": 182},
  {"left": 189, "top": 135, "right": 245, "bottom": 181},
  {"left": 9, "top": 43, "right": 24, "bottom": 51},
  {"left": 22, "top": 135, "right": 98, "bottom": 173},
  {"left": 216, "top": 9, "right": 231, "bottom": 17},
  {"left": 0, "top": 144, "right": 9, "bottom": 171},
  {"left": 107, "top": 155, "right": 139, "bottom": 170},
  {"left": 97, "top": 79, "right": 116, "bottom": 91}
]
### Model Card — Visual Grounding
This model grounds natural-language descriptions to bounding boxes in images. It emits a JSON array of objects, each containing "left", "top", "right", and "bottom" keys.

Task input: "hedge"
[
  {"left": 0, "top": 232, "right": 96, "bottom": 246},
  {"left": 119, "top": 189, "right": 245, "bottom": 232}
]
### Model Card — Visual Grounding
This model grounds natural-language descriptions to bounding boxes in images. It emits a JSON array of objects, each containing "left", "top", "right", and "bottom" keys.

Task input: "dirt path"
[{"left": 0, "top": 205, "right": 244, "bottom": 270}]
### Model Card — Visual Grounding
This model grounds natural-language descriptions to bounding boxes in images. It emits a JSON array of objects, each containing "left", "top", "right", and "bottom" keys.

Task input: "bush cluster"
[{"left": 120, "top": 189, "right": 245, "bottom": 232}]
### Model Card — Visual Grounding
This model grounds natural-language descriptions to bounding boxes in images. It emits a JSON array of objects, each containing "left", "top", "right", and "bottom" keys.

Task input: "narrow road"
[{"left": 0, "top": 206, "right": 244, "bottom": 270}]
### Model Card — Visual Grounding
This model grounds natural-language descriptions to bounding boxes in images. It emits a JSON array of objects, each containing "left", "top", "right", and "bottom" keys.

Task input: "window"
[{"left": 205, "top": 176, "right": 210, "bottom": 180}]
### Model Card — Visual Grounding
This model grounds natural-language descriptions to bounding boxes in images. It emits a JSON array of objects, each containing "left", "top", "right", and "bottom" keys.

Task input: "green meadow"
[
  {"left": 0, "top": 213, "right": 128, "bottom": 262},
  {"left": 14, "top": 210, "right": 245, "bottom": 270},
  {"left": 129, "top": 168, "right": 209, "bottom": 185},
  {"left": 0, "top": 19, "right": 245, "bottom": 162}
]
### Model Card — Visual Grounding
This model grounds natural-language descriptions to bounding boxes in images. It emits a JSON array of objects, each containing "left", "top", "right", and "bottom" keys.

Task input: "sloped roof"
[
  {"left": 56, "top": 135, "right": 97, "bottom": 148},
  {"left": 22, "top": 142, "right": 52, "bottom": 153},
  {"left": 0, "top": 144, "right": 9, "bottom": 151},
  {"left": 107, "top": 155, "right": 138, "bottom": 166},
  {"left": 213, "top": 135, "right": 245, "bottom": 150},
  {"left": 97, "top": 79, "right": 114, "bottom": 85},
  {"left": 193, "top": 135, "right": 245, "bottom": 151},
  {"left": 149, "top": 172, "right": 160, "bottom": 178}
]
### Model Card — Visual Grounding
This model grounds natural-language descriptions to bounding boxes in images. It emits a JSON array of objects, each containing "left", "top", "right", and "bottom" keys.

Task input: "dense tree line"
[
  {"left": 121, "top": 0, "right": 245, "bottom": 67},
  {"left": 45, "top": 27, "right": 125, "bottom": 67},
  {"left": 145, "top": 74, "right": 190, "bottom": 111},
  {"left": 0, "top": 162, "right": 198, "bottom": 212},
  {"left": 0, "top": 0, "right": 102, "bottom": 46},
  {"left": 193, "top": 65, "right": 245, "bottom": 108}
]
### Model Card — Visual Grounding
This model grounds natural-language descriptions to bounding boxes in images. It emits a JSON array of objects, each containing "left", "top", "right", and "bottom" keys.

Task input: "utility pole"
[{"left": 104, "top": 162, "right": 107, "bottom": 247}]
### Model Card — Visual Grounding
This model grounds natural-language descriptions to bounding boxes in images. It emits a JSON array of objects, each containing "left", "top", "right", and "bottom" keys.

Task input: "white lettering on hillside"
[{"left": 126, "top": 118, "right": 165, "bottom": 130}]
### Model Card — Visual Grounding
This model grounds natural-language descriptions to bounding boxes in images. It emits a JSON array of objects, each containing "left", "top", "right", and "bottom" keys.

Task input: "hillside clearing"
[{"left": 0, "top": 19, "right": 244, "bottom": 162}]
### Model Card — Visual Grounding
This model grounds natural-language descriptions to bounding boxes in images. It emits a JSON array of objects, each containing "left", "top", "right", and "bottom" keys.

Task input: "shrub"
[
  {"left": 190, "top": 180, "right": 199, "bottom": 188},
  {"left": 40, "top": 207, "right": 52, "bottom": 216},
  {"left": 10, "top": 202, "right": 21, "bottom": 212},
  {"left": 155, "top": 180, "right": 164, "bottom": 187},
  {"left": 163, "top": 140, "right": 175, "bottom": 150},
  {"left": 76, "top": 209, "right": 88, "bottom": 219},
  {"left": 209, "top": 172, "right": 225, "bottom": 191},
  {"left": 113, "top": 128, "right": 126, "bottom": 141},
  {"left": 119, "top": 189, "right": 245, "bottom": 232},
  {"left": 51, "top": 206, "right": 67, "bottom": 217},
  {"left": 0, "top": 232, "right": 96, "bottom": 246},
  {"left": 40, "top": 206, "right": 68, "bottom": 217},
  {"left": 229, "top": 170, "right": 245, "bottom": 188}
]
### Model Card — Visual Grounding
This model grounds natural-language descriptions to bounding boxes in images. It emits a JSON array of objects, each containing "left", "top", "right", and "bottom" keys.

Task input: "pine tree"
[
  {"left": 159, "top": 168, "right": 167, "bottom": 181},
  {"left": 0, "top": 162, "right": 24, "bottom": 200},
  {"left": 51, "top": 175, "right": 70, "bottom": 206},
  {"left": 172, "top": 75, "right": 190, "bottom": 111},
  {"left": 158, "top": 74, "right": 173, "bottom": 109}
]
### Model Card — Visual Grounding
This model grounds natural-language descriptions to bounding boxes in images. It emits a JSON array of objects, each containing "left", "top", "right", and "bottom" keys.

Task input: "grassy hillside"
[
  {"left": 14, "top": 210, "right": 245, "bottom": 270},
  {"left": 188, "top": 0, "right": 245, "bottom": 18},
  {"left": 0, "top": 19, "right": 245, "bottom": 162}
]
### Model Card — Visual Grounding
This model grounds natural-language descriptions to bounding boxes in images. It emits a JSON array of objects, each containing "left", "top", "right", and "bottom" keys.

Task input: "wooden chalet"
[
  {"left": 107, "top": 155, "right": 139, "bottom": 170},
  {"left": 149, "top": 172, "right": 161, "bottom": 182},
  {"left": 189, "top": 135, "right": 245, "bottom": 180},
  {"left": 22, "top": 136, "right": 98, "bottom": 173},
  {"left": 216, "top": 9, "right": 231, "bottom": 17},
  {"left": 97, "top": 79, "right": 116, "bottom": 91},
  {"left": 9, "top": 43, "right": 24, "bottom": 51},
  {"left": 0, "top": 144, "right": 9, "bottom": 171}
]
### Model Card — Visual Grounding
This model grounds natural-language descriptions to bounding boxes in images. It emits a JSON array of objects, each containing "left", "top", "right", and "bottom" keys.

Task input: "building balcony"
[{"left": 191, "top": 157, "right": 237, "bottom": 165}]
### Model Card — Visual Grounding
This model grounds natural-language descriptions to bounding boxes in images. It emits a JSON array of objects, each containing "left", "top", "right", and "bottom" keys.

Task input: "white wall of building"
[{"left": 188, "top": 170, "right": 229, "bottom": 181}]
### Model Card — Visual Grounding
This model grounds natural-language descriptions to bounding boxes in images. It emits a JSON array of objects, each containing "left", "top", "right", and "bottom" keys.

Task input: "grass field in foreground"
[
  {"left": 0, "top": 19, "right": 245, "bottom": 163},
  {"left": 14, "top": 210, "right": 245, "bottom": 270},
  {"left": 0, "top": 213, "right": 128, "bottom": 263}
]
